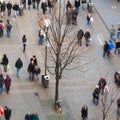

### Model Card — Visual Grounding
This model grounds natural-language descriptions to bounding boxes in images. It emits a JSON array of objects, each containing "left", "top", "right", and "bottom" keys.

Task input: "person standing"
[
  {"left": 22, "top": 34, "right": 27, "bottom": 53},
  {"left": 6, "top": 1, "right": 12, "bottom": 16},
  {"left": 6, "top": 19, "right": 12, "bottom": 37},
  {"left": 28, "top": 0, "right": 32, "bottom": 9},
  {"left": 32, "top": 112, "right": 39, "bottom": 120},
  {"left": 27, "top": 60, "right": 35, "bottom": 80},
  {"left": 33, "top": 65, "right": 41, "bottom": 81},
  {"left": 117, "top": 23, "right": 120, "bottom": 39},
  {"left": 41, "top": 0, "right": 47, "bottom": 14},
  {"left": 77, "top": 28, "right": 84, "bottom": 46},
  {"left": 0, "top": 74, "right": 4, "bottom": 93},
  {"left": 15, "top": 58, "right": 23, "bottom": 77},
  {"left": 12, "top": 2, "right": 19, "bottom": 18},
  {"left": 1, "top": 54, "right": 9, "bottom": 72},
  {"left": 110, "top": 25, "right": 116, "bottom": 40},
  {"left": 86, "top": 14, "right": 91, "bottom": 26},
  {"left": 36, "top": 0, "right": 40, "bottom": 10},
  {"left": 103, "top": 41, "right": 109, "bottom": 57},
  {"left": 81, "top": 105, "right": 88, "bottom": 120},
  {"left": 44, "top": 16, "right": 51, "bottom": 36},
  {"left": 4, "top": 106, "right": 12, "bottom": 120},
  {"left": 1, "top": 1, "right": 6, "bottom": 17},
  {"left": 84, "top": 29, "right": 91, "bottom": 47},
  {"left": 81, "top": 0, "right": 86, "bottom": 10},
  {"left": 4, "top": 75, "right": 12, "bottom": 94},
  {"left": 74, "top": 0, "right": 80, "bottom": 12}
]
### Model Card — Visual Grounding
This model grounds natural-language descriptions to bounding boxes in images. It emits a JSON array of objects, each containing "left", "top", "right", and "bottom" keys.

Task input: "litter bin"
[
  {"left": 88, "top": 3, "right": 93, "bottom": 13},
  {"left": 42, "top": 75, "right": 49, "bottom": 88}
]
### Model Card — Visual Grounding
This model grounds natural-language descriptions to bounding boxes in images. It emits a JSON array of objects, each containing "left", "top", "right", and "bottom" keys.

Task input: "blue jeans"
[
  {"left": 38, "top": 35, "right": 44, "bottom": 45},
  {"left": 87, "top": 20, "right": 91, "bottom": 26},
  {"left": 82, "top": 3, "right": 85, "bottom": 10},
  {"left": 6, "top": 29, "right": 11, "bottom": 37},
  {"left": 117, "top": 31, "right": 120, "bottom": 39},
  {"left": 17, "top": 68, "right": 21, "bottom": 77},
  {"left": 0, "top": 86, "right": 3, "bottom": 93}
]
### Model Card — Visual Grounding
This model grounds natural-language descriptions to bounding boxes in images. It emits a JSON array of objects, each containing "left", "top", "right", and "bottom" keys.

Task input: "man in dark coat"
[
  {"left": 1, "top": 54, "right": 9, "bottom": 72},
  {"left": 15, "top": 58, "right": 23, "bottom": 77},
  {"left": 77, "top": 28, "right": 84, "bottom": 46},
  {"left": 4, "top": 106, "right": 12, "bottom": 120},
  {"left": 81, "top": 105, "right": 88, "bottom": 120},
  {"left": 12, "top": 2, "right": 19, "bottom": 17},
  {"left": 1, "top": 1, "right": 6, "bottom": 17},
  {"left": 41, "top": 0, "right": 47, "bottom": 14},
  {"left": 74, "top": 0, "right": 80, "bottom": 12},
  {"left": 103, "top": 41, "right": 109, "bottom": 57},
  {"left": 0, "top": 74, "right": 4, "bottom": 93},
  {"left": 84, "top": 29, "right": 91, "bottom": 47},
  {"left": 28, "top": 0, "right": 31, "bottom": 9},
  {"left": 6, "top": 1, "right": 12, "bottom": 16}
]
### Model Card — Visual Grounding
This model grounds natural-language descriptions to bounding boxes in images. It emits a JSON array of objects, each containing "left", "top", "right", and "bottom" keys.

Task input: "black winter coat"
[
  {"left": 7, "top": 3, "right": 12, "bottom": 10},
  {"left": 1, "top": 56, "right": 9, "bottom": 65},
  {"left": 15, "top": 59, "right": 23, "bottom": 69},
  {"left": 74, "top": 0, "right": 80, "bottom": 8}
]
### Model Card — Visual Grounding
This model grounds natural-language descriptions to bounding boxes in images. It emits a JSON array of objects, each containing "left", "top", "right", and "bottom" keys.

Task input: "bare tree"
[
  {"left": 46, "top": 0, "right": 87, "bottom": 110},
  {"left": 94, "top": 88, "right": 119, "bottom": 120}
]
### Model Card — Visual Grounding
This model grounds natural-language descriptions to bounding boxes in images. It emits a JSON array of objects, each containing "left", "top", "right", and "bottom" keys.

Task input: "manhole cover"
[{"left": 112, "top": 6, "right": 117, "bottom": 9}]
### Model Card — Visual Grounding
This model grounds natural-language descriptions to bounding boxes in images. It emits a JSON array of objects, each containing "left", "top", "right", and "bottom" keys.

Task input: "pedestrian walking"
[
  {"left": 25, "top": 112, "right": 32, "bottom": 120},
  {"left": 110, "top": 25, "right": 116, "bottom": 40},
  {"left": 0, "top": 20, "right": 4, "bottom": 37},
  {"left": 44, "top": 16, "right": 51, "bottom": 36},
  {"left": 98, "top": 77, "right": 106, "bottom": 94},
  {"left": 36, "top": 0, "right": 40, "bottom": 10},
  {"left": 4, "top": 75, "right": 12, "bottom": 94},
  {"left": 22, "top": 34, "right": 27, "bottom": 53},
  {"left": 6, "top": 19, "right": 12, "bottom": 37},
  {"left": 27, "top": 60, "right": 35, "bottom": 80},
  {"left": 6, "top": 1, "right": 12, "bottom": 16},
  {"left": 38, "top": 27, "right": 46, "bottom": 45},
  {"left": 84, "top": 29, "right": 91, "bottom": 47},
  {"left": 117, "top": 23, "right": 120, "bottom": 39},
  {"left": 86, "top": 14, "right": 91, "bottom": 26},
  {"left": 93, "top": 85, "right": 100, "bottom": 105},
  {"left": 66, "top": 0, "right": 72, "bottom": 11},
  {"left": 0, "top": 107, "right": 4, "bottom": 119},
  {"left": 81, "top": 105, "right": 88, "bottom": 120},
  {"left": 12, "top": 2, "right": 19, "bottom": 18},
  {"left": 1, "top": 1, "right": 6, "bottom": 17},
  {"left": 15, "top": 58, "right": 23, "bottom": 77},
  {"left": 28, "top": 0, "right": 32, "bottom": 9},
  {"left": 33, "top": 65, "right": 41, "bottom": 81},
  {"left": 32, "top": 112, "right": 39, "bottom": 120},
  {"left": 30, "top": 55, "right": 38, "bottom": 65},
  {"left": 21, "top": 0, "right": 26, "bottom": 9},
  {"left": 48, "top": 0, "right": 54, "bottom": 13},
  {"left": 4, "top": 106, "right": 12, "bottom": 120},
  {"left": 77, "top": 28, "right": 84, "bottom": 46},
  {"left": 81, "top": 0, "right": 86, "bottom": 10},
  {"left": 0, "top": 74, "right": 4, "bottom": 93},
  {"left": 117, "top": 98, "right": 120, "bottom": 114},
  {"left": 1, "top": 54, "right": 9, "bottom": 72},
  {"left": 103, "top": 41, "right": 109, "bottom": 57},
  {"left": 74, "top": 0, "right": 80, "bottom": 12},
  {"left": 72, "top": 7, "right": 78, "bottom": 25},
  {"left": 108, "top": 40, "right": 115, "bottom": 55},
  {"left": 41, "top": 0, "right": 47, "bottom": 14},
  {"left": 90, "top": 14, "right": 93, "bottom": 25}
]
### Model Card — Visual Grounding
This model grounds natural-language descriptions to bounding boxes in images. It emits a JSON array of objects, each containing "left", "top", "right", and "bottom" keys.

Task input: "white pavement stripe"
[{"left": 96, "top": 33, "right": 104, "bottom": 46}]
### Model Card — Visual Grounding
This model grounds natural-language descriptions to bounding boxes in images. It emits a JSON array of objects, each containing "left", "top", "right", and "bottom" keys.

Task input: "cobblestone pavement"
[{"left": 0, "top": 0, "right": 120, "bottom": 120}]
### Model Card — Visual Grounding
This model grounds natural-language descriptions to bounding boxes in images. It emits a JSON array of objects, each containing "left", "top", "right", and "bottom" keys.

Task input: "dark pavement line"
[{"left": 93, "top": 6, "right": 110, "bottom": 33}]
